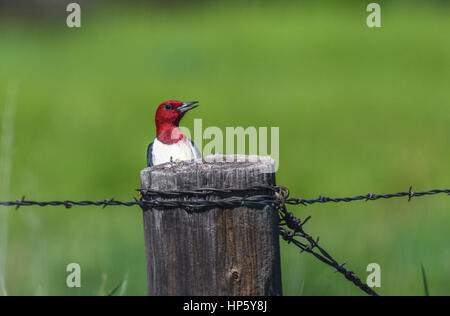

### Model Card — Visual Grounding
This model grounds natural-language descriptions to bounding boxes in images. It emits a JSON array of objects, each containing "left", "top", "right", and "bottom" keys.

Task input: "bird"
[{"left": 147, "top": 100, "right": 202, "bottom": 167}]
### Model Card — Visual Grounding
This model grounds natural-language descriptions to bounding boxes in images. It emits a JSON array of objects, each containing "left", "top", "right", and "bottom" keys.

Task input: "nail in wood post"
[{"left": 140, "top": 154, "right": 282, "bottom": 296}]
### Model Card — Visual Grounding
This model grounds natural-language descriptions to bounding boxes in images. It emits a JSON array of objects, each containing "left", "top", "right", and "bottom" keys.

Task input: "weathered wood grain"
[{"left": 140, "top": 154, "right": 282, "bottom": 296}]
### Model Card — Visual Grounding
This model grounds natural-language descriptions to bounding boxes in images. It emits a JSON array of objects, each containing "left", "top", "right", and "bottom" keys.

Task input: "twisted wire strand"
[
  {"left": 276, "top": 190, "right": 379, "bottom": 296},
  {"left": 0, "top": 186, "right": 447, "bottom": 210},
  {"left": 284, "top": 187, "right": 450, "bottom": 206}
]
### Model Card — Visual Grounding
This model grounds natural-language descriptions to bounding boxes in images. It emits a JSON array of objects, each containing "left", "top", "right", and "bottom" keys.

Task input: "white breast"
[{"left": 152, "top": 138, "right": 198, "bottom": 166}]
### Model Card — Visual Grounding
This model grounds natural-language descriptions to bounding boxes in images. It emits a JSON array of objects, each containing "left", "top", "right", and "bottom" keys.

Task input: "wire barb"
[{"left": 408, "top": 185, "right": 414, "bottom": 202}]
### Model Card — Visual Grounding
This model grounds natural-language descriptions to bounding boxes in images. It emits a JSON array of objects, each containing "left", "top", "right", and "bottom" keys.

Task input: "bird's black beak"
[{"left": 177, "top": 101, "right": 199, "bottom": 113}]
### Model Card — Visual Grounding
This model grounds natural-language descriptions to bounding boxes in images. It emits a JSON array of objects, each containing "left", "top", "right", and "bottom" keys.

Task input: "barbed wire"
[
  {"left": 0, "top": 197, "right": 277, "bottom": 211},
  {"left": 1, "top": 186, "right": 448, "bottom": 210},
  {"left": 280, "top": 186, "right": 450, "bottom": 206},
  {"left": 274, "top": 187, "right": 379, "bottom": 296},
  {"left": 0, "top": 185, "right": 448, "bottom": 296}
]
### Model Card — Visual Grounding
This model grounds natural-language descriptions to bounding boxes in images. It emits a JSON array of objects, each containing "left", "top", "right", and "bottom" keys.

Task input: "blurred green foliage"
[{"left": 0, "top": 1, "right": 449, "bottom": 295}]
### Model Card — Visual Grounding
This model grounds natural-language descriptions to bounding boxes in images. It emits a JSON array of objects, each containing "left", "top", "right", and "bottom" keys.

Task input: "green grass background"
[{"left": 0, "top": 1, "right": 449, "bottom": 295}]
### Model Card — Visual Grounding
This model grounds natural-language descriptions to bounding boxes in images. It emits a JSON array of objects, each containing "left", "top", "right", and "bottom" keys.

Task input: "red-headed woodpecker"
[{"left": 147, "top": 100, "right": 202, "bottom": 167}]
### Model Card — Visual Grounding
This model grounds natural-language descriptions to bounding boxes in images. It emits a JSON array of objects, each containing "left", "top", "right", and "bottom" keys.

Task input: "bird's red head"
[{"left": 155, "top": 100, "right": 199, "bottom": 144}]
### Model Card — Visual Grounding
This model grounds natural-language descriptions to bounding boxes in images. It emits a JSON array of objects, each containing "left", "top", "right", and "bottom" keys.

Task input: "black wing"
[
  {"left": 147, "top": 142, "right": 154, "bottom": 167},
  {"left": 188, "top": 139, "right": 202, "bottom": 159}
]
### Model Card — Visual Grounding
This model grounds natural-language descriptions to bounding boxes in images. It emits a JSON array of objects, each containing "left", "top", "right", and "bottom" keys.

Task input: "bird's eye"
[{"left": 165, "top": 105, "right": 173, "bottom": 111}]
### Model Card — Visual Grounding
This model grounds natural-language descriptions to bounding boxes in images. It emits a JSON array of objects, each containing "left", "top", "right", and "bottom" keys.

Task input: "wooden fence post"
[{"left": 140, "top": 154, "right": 282, "bottom": 296}]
